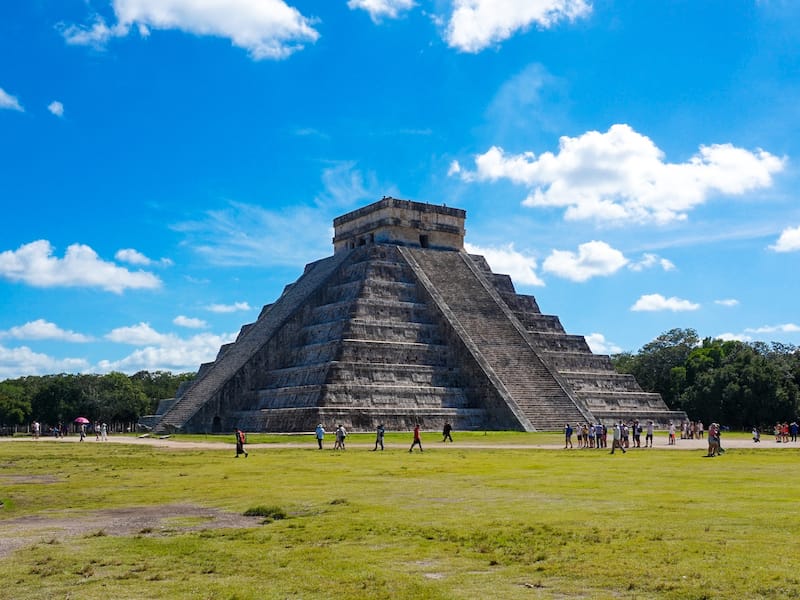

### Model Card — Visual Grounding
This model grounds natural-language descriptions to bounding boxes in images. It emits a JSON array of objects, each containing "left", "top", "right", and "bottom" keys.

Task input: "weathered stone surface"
[{"left": 149, "top": 198, "right": 686, "bottom": 433}]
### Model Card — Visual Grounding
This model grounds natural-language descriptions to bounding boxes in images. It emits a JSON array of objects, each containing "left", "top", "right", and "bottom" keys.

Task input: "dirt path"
[{"left": 1, "top": 434, "right": 789, "bottom": 451}]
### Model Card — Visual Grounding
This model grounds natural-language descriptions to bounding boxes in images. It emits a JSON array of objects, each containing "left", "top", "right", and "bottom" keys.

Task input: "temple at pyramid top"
[
  {"left": 144, "top": 197, "right": 686, "bottom": 434},
  {"left": 333, "top": 197, "right": 466, "bottom": 253}
]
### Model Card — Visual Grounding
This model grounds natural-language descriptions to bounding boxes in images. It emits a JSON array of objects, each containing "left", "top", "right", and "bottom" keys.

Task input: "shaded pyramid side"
[
  {"left": 468, "top": 256, "right": 688, "bottom": 426},
  {"left": 400, "top": 247, "right": 593, "bottom": 430}
]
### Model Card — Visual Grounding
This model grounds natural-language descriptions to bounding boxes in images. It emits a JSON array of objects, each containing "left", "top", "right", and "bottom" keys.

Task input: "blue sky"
[{"left": 1, "top": 0, "right": 799, "bottom": 379}]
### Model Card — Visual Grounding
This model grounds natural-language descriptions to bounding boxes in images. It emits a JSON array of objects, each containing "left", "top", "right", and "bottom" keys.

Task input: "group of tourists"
[
  {"left": 679, "top": 421, "right": 705, "bottom": 440},
  {"left": 772, "top": 421, "right": 799, "bottom": 443},
  {"left": 308, "top": 422, "right": 451, "bottom": 453},
  {"left": 565, "top": 420, "right": 657, "bottom": 450}
]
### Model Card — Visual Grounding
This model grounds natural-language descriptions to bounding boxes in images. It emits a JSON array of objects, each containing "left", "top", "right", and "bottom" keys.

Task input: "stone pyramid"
[{"left": 150, "top": 198, "right": 686, "bottom": 433}]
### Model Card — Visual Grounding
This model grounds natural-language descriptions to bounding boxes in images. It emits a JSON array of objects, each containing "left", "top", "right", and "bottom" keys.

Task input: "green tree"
[
  {"left": 97, "top": 372, "right": 150, "bottom": 423},
  {"left": 0, "top": 381, "right": 30, "bottom": 425},
  {"left": 31, "top": 375, "right": 87, "bottom": 425},
  {"left": 614, "top": 328, "right": 699, "bottom": 408}
]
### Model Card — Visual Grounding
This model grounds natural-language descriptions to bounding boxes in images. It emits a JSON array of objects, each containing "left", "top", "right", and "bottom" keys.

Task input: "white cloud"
[
  {"left": 315, "top": 161, "right": 389, "bottom": 209},
  {"left": 714, "top": 298, "right": 739, "bottom": 307},
  {"left": 348, "top": 0, "right": 415, "bottom": 22},
  {"left": 0, "top": 344, "right": 90, "bottom": 379},
  {"left": 744, "top": 323, "right": 800, "bottom": 334},
  {"left": 584, "top": 332, "right": 622, "bottom": 355},
  {"left": 60, "top": 15, "right": 127, "bottom": 48},
  {"left": 173, "top": 201, "right": 332, "bottom": 267},
  {"left": 1, "top": 319, "right": 93, "bottom": 343},
  {"left": 542, "top": 240, "right": 627, "bottom": 282},
  {"left": 106, "top": 322, "right": 169, "bottom": 345},
  {"left": 455, "top": 124, "right": 786, "bottom": 225},
  {"left": 96, "top": 329, "right": 237, "bottom": 373},
  {"left": 173, "top": 315, "right": 208, "bottom": 329},
  {"left": 47, "top": 101, "right": 65, "bottom": 117},
  {"left": 445, "top": 0, "right": 591, "bottom": 53},
  {"left": 115, "top": 248, "right": 173, "bottom": 267},
  {"left": 769, "top": 225, "right": 800, "bottom": 252},
  {"left": 205, "top": 302, "right": 252, "bottom": 314},
  {"left": 465, "top": 242, "right": 544, "bottom": 286},
  {"left": 61, "top": 0, "right": 319, "bottom": 60},
  {"left": 628, "top": 253, "right": 675, "bottom": 272},
  {"left": 631, "top": 293, "right": 700, "bottom": 312},
  {"left": 0, "top": 87, "right": 23, "bottom": 111},
  {"left": 716, "top": 332, "right": 752, "bottom": 342},
  {"left": 0, "top": 240, "right": 162, "bottom": 294}
]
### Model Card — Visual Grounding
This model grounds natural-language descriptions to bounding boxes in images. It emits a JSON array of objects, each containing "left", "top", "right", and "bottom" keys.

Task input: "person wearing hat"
[{"left": 315, "top": 424, "right": 325, "bottom": 449}]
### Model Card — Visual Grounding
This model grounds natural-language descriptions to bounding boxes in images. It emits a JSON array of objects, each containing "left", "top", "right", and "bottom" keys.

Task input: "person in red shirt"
[
  {"left": 235, "top": 428, "right": 248, "bottom": 458},
  {"left": 409, "top": 424, "right": 423, "bottom": 453}
]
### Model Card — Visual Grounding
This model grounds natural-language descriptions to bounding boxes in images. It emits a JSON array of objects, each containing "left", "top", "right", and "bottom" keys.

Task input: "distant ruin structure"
[{"left": 147, "top": 197, "right": 686, "bottom": 433}]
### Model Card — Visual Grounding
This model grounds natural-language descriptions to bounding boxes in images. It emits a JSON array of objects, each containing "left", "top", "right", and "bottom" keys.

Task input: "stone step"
[
  {"left": 228, "top": 406, "right": 489, "bottom": 433},
  {"left": 255, "top": 383, "right": 471, "bottom": 409},
  {"left": 560, "top": 371, "right": 646, "bottom": 393},
  {"left": 402, "top": 247, "right": 589, "bottom": 430}
]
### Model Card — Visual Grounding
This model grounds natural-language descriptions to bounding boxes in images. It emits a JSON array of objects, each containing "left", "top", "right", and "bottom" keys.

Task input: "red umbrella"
[{"left": 74, "top": 417, "right": 90, "bottom": 424}]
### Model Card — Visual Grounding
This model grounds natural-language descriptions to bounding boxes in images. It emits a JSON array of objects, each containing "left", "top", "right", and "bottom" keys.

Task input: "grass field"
[{"left": 0, "top": 433, "right": 797, "bottom": 599}]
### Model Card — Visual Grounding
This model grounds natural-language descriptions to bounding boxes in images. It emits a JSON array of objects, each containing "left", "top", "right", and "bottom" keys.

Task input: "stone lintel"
[{"left": 333, "top": 197, "right": 466, "bottom": 253}]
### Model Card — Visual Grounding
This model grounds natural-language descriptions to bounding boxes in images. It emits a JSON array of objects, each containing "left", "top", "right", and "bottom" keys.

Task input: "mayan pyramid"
[{"left": 149, "top": 197, "right": 686, "bottom": 433}]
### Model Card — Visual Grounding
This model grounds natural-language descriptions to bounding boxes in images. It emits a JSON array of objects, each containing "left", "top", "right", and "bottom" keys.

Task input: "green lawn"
[{"left": 0, "top": 437, "right": 797, "bottom": 599}]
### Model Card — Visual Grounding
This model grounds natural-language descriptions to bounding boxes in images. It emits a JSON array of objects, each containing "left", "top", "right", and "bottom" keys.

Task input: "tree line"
[
  {"left": 612, "top": 328, "right": 800, "bottom": 429},
  {"left": 0, "top": 371, "right": 194, "bottom": 431}
]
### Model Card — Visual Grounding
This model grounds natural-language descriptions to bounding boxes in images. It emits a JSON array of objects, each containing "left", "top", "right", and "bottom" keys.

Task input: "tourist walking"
[
  {"left": 706, "top": 423, "right": 720, "bottom": 457},
  {"left": 610, "top": 422, "right": 626, "bottom": 454},
  {"left": 235, "top": 428, "right": 248, "bottom": 458},
  {"left": 409, "top": 424, "right": 423, "bottom": 453},
  {"left": 373, "top": 423, "right": 385, "bottom": 451},
  {"left": 564, "top": 423, "right": 573, "bottom": 449},
  {"left": 645, "top": 421, "right": 654, "bottom": 447},
  {"left": 668, "top": 422, "right": 676, "bottom": 445},
  {"left": 315, "top": 424, "right": 325, "bottom": 449},
  {"left": 442, "top": 422, "right": 453, "bottom": 442},
  {"left": 335, "top": 424, "right": 347, "bottom": 450}
]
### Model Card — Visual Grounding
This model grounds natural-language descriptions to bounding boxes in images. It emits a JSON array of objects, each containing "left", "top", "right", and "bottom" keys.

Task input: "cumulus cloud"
[
  {"left": 465, "top": 242, "right": 544, "bottom": 286},
  {"left": 115, "top": 248, "right": 172, "bottom": 267},
  {"left": 445, "top": 0, "right": 591, "bottom": 52},
  {"left": 454, "top": 124, "right": 786, "bottom": 225},
  {"left": 1, "top": 319, "right": 93, "bottom": 343},
  {"left": 628, "top": 253, "right": 675, "bottom": 272},
  {"left": 173, "top": 315, "right": 208, "bottom": 329},
  {"left": 716, "top": 332, "right": 752, "bottom": 342},
  {"left": 348, "top": 0, "right": 415, "bottom": 22},
  {"left": 744, "top": 323, "right": 800, "bottom": 334},
  {"left": 0, "top": 87, "right": 23, "bottom": 111},
  {"left": 205, "top": 302, "right": 252, "bottom": 313},
  {"left": 769, "top": 225, "right": 800, "bottom": 252},
  {"left": 715, "top": 298, "right": 740, "bottom": 307},
  {"left": 631, "top": 293, "right": 700, "bottom": 312},
  {"left": 47, "top": 101, "right": 65, "bottom": 117},
  {"left": 98, "top": 326, "right": 236, "bottom": 373},
  {"left": 0, "top": 344, "right": 90, "bottom": 379},
  {"left": 0, "top": 240, "right": 162, "bottom": 293},
  {"left": 584, "top": 332, "right": 622, "bottom": 355},
  {"left": 60, "top": 0, "right": 319, "bottom": 60},
  {"left": 542, "top": 240, "right": 627, "bottom": 282}
]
